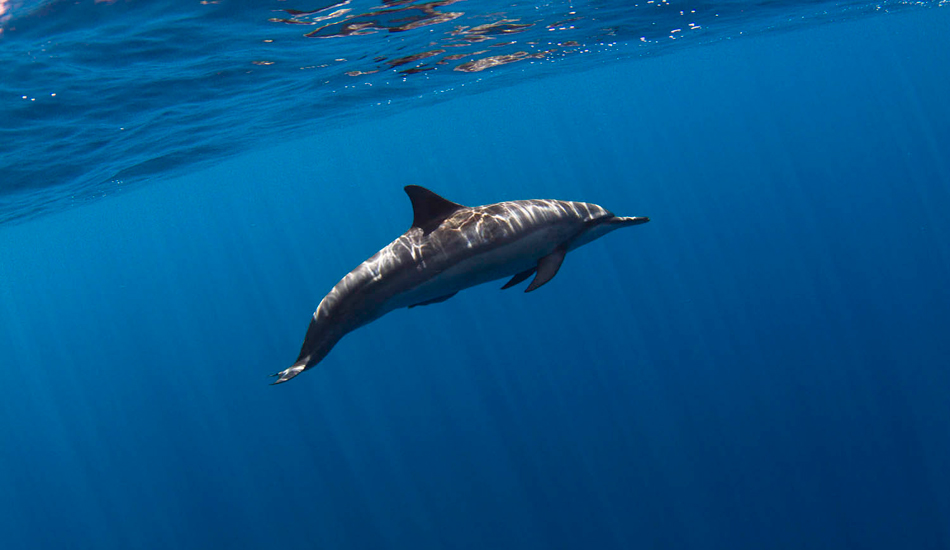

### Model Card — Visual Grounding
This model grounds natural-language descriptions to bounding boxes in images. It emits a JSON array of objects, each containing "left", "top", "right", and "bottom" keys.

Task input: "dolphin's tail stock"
[
  {"left": 271, "top": 315, "right": 341, "bottom": 385},
  {"left": 270, "top": 362, "right": 306, "bottom": 385}
]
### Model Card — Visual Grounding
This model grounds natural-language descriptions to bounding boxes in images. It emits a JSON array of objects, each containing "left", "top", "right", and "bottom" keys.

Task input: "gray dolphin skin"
[{"left": 272, "top": 186, "right": 649, "bottom": 384}]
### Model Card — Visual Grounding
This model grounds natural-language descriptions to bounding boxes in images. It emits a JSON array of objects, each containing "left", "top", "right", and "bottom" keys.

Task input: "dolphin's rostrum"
[{"left": 273, "top": 186, "right": 649, "bottom": 384}]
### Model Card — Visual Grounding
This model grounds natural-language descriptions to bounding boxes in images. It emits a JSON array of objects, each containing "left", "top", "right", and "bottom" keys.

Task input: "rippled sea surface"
[{"left": 0, "top": 0, "right": 942, "bottom": 223}]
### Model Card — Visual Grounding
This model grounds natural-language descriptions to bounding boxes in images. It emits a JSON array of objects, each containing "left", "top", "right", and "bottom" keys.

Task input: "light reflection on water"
[{"left": 0, "top": 0, "right": 940, "bottom": 224}]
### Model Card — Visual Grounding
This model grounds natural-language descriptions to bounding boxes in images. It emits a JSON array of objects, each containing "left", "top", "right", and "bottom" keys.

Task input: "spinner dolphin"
[{"left": 273, "top": 186, "right": 649, "bottom": 384}]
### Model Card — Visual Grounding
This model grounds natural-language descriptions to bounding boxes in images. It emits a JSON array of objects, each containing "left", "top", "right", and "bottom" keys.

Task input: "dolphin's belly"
[{"left": 388, "top": 225, "right": 570, "bottom": 310}]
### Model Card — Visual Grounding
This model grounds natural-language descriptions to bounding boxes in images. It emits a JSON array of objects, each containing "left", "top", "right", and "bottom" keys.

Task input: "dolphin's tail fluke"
[{"left": 270, "top": 362, "right": 306, "bottom": 385}]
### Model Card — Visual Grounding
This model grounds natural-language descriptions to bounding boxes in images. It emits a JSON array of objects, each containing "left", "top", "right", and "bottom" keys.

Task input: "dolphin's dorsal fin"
[{"left": 405, "top": 185, "right": 464, "bottom": 233}]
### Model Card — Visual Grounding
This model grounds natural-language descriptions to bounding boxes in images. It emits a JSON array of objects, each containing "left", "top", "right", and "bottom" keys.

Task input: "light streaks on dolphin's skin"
[{"left": 317, "top": 198, "right": 611, "bottom": 318}]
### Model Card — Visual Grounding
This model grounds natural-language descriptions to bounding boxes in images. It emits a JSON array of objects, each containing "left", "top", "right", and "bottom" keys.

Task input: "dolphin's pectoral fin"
[
  {"left": 408, "top": 291, "right": 458, "bottom": 308},
  {"left": 501, "top": 268, "right": 536, "bottom": 290},
  {"left": 525, "top": 245, "right": 567, "bottom": 293}
]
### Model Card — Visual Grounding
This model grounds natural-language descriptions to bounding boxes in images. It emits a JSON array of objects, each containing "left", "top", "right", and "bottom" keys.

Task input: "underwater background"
[{"left": 2, "top": 1, "right": 950, "bottom": 548}]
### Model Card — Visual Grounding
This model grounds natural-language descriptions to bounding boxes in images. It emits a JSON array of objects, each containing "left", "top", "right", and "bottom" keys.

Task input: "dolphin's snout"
[{"left": 614, "top": 216, "right": 650, "bottom": 226}]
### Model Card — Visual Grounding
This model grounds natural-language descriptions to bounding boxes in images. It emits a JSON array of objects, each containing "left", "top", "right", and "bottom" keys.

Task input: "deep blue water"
[{"left": 3, "top": 1, "right": 950, "bottom": 549}]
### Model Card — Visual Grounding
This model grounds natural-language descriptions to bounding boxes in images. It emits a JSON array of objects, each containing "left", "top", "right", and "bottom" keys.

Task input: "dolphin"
[{"left": 272, "top": 185, "right": 649, "bottom": 384}]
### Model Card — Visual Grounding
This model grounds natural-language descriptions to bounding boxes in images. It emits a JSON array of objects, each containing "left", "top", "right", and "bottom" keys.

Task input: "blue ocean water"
[
  {"left": 2, "top": 1, "right": 950, "bottom": 549},
  {"left": 0, "top": 0, "right": 943, "bottom": 223}
]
